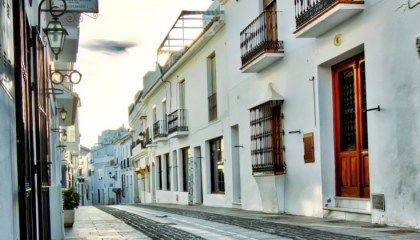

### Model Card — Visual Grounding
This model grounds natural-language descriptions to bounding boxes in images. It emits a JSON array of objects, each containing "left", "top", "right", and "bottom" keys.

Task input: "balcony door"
[
  {"left": 263, "top": 0, "right": 277, "bottom": 45},
  {"left": 332, "top": 54, "right": 370, "bottom": 198}
]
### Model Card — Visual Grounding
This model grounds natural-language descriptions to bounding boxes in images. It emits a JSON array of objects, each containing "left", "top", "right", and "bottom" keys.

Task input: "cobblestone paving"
[
  {"left": 134, "top": 205, "right": 370, "bottom": 240},
  {"left": 96, "top": 206, "right": 204, "bottom": 240}
]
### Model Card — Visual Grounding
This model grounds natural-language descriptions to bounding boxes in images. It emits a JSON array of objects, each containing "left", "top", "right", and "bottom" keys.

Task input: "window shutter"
[{"left": 303, "top": 132, "right": 315, "bottom": 163}]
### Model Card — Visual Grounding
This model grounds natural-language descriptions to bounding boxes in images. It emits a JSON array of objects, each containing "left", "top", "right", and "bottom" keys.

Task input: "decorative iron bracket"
[
  {"left": 57, "top": 144, "right": 67, "bottom": 152},
  {"left": 46, "top": 87, "right": 64, "bottom": 95},
  {"left": 289, "top": 130, "right": 302, "bottom": 134},
  {"left": 364, "top": 105, "right": 381, "bottom": 112},
  {"left": 50, "top": 69, "right": 82, "bottom": 84},
  {"left": 38, "top": 0, "right": 68, "bottom": 32}
]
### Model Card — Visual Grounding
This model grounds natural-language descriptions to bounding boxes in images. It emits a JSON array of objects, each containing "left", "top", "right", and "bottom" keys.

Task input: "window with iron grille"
[
  {"left": 157, "top": 156, "right": 162, "bottom": 190},
  {"left": 210, "top": 137, "right": 224, "bottom": 193},
  {"left": 250, "top": 100, "right": 285, "bottom": 175},
  {"left": 165, "top": 153, "right": 171, "bottom": 191},
  {"left": 181, "top": 147, "right": 190, "bottom": 192}
]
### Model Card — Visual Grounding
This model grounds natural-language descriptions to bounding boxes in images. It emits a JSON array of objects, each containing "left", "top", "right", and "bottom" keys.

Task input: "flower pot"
[{"left": 63, "top": 209, "right": 75, "bottom": 227}]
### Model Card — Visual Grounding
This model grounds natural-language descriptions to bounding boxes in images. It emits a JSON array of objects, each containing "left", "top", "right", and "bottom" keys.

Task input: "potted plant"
[{"left": 62, "top": 188, "right": 80, "bottom": 227}]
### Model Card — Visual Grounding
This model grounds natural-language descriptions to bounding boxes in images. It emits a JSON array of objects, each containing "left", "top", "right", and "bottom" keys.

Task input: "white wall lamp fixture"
[
  {"left": 50, "top": 69, "right": 83, "bottom": 84},
  {"left": 51, "top": 128, "right": 67, "bottom": 142},
  {"left": 43, "top": 19, "right": 68, "bottom": 60},
  {"left": 56, "top": 107, "right": 67, "bottom": 122},
  {"left": 38, "top": 0, "right": 68, "bottom": 60}
]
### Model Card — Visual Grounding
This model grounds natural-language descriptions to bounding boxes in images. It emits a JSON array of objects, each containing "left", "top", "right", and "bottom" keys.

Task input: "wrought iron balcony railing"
[
  {"left": 295, "top": 0, "right": 361, "bottom": 30},
  {"left": 153, "top": 120, "right": 168, "bottom": 139},
  {"left": 240, "top": 11, "right": 284, "bottom": 67},
  {"left": 168, "top": 109, "right": 188, "bottom": 135}
]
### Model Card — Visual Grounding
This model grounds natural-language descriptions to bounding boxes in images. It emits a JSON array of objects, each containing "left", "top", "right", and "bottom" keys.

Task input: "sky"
[{"left": 74, "top": 0, "right": 213, "bottom": 148}]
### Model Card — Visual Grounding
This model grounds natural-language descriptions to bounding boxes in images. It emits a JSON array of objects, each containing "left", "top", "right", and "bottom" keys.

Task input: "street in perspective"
[{"left": 1, "top": 0, "right": 420, "bottom": 239}]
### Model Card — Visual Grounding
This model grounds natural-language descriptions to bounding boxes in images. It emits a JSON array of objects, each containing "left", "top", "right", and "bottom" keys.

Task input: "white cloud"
[{"left": 74, "top": 0, "right": 213, "bottom": 147}]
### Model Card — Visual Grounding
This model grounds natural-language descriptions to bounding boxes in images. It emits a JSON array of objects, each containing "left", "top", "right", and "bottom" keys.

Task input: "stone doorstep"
[
  {"left": 335, "top": 196, "right": 371, "bottom": 211},
  {"left": 323, "top": 206, "right": 371, "bottom": 223}
]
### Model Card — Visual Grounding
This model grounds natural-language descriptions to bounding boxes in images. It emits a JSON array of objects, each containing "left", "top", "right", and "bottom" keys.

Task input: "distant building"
[
  {"left": 116, "top": 133, "right": 136, "bottom": 204},
  {"left": 75, "top": 146, "right": 92, "bottom": 206},
  {"left": 90, "top": 128, "right": 129, "bottom": 205}
]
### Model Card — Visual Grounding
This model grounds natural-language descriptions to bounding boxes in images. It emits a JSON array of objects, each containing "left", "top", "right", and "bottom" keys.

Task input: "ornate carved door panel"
[{"left": 333, "top": 54, "right": 370, "bottom": 198}]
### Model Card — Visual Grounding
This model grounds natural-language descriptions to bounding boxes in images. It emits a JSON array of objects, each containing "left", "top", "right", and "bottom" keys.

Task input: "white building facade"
[
  {"left": 129, "top": 91, "right": 155, "bottom": 204},
  {"left": 130, "top": 0, "right": 420, "bottom": 229},
  {"left": 116, "top": 133, "right": 137, "bottom": 204},
  {"left": 90, "top": 128, "right": 129, "bottom": 205}
]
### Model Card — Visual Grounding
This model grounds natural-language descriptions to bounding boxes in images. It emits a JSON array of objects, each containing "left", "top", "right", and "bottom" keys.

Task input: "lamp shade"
[
  {"left": 62, "top": 131, "right": 68, "bottom": 142},
  {"left": 43, "top": 19, "right": 68, "bottom": 60},
  {"left": 59, "top": 108, "right": 67, "bottom": 121}
]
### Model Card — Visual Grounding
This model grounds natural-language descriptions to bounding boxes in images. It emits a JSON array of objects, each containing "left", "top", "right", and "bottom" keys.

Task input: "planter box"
[{"left": 63, "top": 209, "right": 75, "bottom": 227}]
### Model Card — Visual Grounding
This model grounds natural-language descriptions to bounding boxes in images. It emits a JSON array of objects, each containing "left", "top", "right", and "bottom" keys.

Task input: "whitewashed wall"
[
  {"left": 135, "top": 0, "right": 420, "bottom": 228},
  {"left": 223, "top": 0, "right": 420, "bottom": 227},
  {"left": 0, "top": 0, "right": 19, "bottom": 238}
]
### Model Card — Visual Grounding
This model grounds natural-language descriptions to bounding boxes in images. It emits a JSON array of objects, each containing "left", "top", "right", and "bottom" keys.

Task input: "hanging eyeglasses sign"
[
  {"left": 38, "top": 0, "right": 69, "bottom": 60},
  {"left": 50, "top": 69, "right": 83, "bottom": 84}
]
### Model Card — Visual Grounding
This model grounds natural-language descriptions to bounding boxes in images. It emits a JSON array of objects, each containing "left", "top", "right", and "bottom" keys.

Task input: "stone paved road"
[
  {"left": 69, "top": 205, "right": 420, "bottom": 240},
  {"left": 97, "top": 206, "right": 204, "bottom": 240},
  {"left": 133, "top": 204, "right": 369, "bottom": 240},
  {"left": 65, "top": 206, "right": 149, "bottom": 239},
  {"left": 112, "top": 205, "right": 286, "bottom": 239}
]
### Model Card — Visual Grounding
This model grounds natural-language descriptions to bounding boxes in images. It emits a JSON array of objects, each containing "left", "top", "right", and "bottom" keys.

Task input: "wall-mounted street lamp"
[
  {"left": 61, "top": 131, "right": 68, "bottom": 142},
  {"left": 55, "top": 107, "right": 67, "bottom": 122},
  {"left": 38, "top": 0, "right": 68, "bottom": 60},
  {"left": 43, "top": 18, "right": 68, "bottom": 60},
  {"left": 51, "top": 128, "right": 67, "bottom": 142},
  {"left": 51, "top": 69, "right": 82, "bottom": 84}
]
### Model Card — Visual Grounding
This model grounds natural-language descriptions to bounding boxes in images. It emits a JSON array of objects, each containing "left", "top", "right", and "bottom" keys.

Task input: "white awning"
[{"left": 250, "top": 82, "right": 284, "bottom": 109}]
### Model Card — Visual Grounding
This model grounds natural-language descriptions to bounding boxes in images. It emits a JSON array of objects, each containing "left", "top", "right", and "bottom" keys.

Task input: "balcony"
[
  {"left": 131, "top": 141, "right": 145, "bottom": 158},
  {"left": 168, "top": 109, "right": 189, "bottom": 138},
  {"left": 294, "top": 0, "right": 364, "bottom": 38},
  {"left": 153, "top": 120, "right": 168, "bottom": 142},
  {"left": 240, "top": 11, "right": 284, "bottom": 73}
]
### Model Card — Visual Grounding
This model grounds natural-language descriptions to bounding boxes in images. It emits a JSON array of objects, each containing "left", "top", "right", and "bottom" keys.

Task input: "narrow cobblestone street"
[{"left": 66, "top": 205, "right": 420, "bottom": 240}]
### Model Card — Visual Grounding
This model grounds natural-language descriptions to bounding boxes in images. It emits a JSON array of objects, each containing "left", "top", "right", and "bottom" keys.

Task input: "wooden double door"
[{"left": 333, "top": 54, "right": 370, "bottom": 198}]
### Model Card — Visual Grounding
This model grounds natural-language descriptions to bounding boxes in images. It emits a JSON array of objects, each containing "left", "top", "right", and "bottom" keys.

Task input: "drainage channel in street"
[
  {"left": 96, "top": 206, "right": 204, "bottom": 240},
  {"left": 133, "top": 205, "right": 370, "bottom": 240}
]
